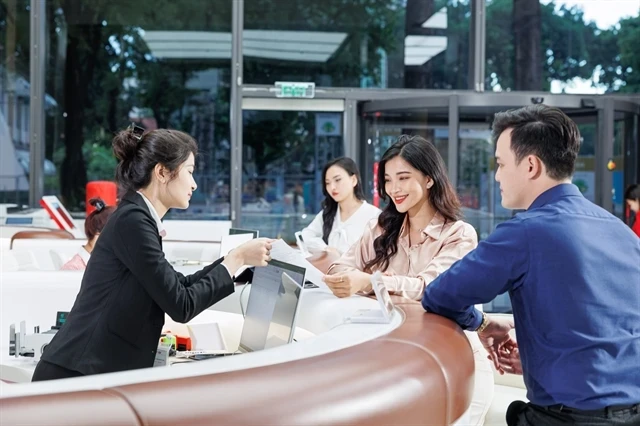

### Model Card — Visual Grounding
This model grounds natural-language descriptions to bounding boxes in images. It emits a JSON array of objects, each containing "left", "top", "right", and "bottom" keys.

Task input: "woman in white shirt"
[{"left": 301, "top": 157, "right": 381, "bottom": 255}]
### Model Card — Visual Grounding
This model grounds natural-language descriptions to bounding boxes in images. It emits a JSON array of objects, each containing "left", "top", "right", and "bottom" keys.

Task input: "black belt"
[{"left": 546, "top": 403, "right": 640, "bottom": 417}]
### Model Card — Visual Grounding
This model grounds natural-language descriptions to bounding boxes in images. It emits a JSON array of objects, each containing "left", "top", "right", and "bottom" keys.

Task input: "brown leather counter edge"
[
  {"left": 9, "top": 229, "right": 75, "bottom": 249},
  {"left": 0, "top": 389, "right": 141, "bottom": 426},
  {"left": 0, "top": 297, "right": 474, "bottom": 426}
]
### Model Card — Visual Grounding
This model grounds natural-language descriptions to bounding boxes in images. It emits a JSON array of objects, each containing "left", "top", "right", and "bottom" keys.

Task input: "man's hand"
[
  {"left": 323, "top": 270, "right": 371, "bottom": 298},
  {"left": 494, "top": 344, "right": 522, "bottom": 375},
  {"left": 478, "top": 315, "right": 516, "bottom": 373}
]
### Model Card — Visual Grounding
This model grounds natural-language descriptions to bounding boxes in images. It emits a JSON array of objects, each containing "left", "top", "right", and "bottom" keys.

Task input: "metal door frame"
[
  {"left": 238, "top": 96, "right": 350, "bottom": 226},
  {"left": 241, "top": 85, "right": 639, "bottom": 216},
  {"left": 360, "top": 95, "right": 459, "bottom": 187}
]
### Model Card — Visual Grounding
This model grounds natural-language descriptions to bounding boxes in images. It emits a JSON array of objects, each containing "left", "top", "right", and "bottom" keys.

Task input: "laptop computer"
[
  {"left": 219, "top": 233, "right": 255, "bottom": 257},
  {"left": 184, "top": 259, "right": 306, "bottom": 359},
  {"left": 229, "top": 228, "right": 260, "bottom": 238}
]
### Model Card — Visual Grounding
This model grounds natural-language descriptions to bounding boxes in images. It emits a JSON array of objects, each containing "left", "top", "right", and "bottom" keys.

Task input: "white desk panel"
[{"left": 1, "top": 272, "right": 401, "bottom": 399}]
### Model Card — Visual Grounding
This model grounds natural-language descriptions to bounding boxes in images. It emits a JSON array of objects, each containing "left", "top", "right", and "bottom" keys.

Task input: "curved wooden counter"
[
  {"left": 0, "top": 296, "right": 474, "bottom": 425},
  {"left": 0, "top": 248, "right": 475, "bottom": 425},
  {"left": 9, "top": 229, "right": 75, "bottom": 249}
]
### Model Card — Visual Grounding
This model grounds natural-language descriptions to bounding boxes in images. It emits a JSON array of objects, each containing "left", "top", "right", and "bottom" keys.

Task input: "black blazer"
[{"left": 41, "top": 192, "right": 234, "bottom": 375}]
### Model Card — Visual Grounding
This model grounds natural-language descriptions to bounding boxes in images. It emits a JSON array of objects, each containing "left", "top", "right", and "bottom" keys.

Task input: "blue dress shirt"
[{"left": 422, "top": 184, "right": 640, "bottom": 410}]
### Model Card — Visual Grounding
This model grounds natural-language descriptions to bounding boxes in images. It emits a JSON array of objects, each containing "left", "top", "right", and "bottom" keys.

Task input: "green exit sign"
[{"left": 275, "top": 82, "right": 315, "bottom": 98}]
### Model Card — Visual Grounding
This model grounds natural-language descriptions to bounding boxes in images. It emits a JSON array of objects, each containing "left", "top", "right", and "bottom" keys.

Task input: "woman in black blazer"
[{"left": 32, "top": 125, "right": 272, "bottom": 381}]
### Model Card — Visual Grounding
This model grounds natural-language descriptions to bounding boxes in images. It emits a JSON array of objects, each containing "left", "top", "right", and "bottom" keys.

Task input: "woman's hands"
[
  {"left": 323, "top": 270, "right": 372, "bottom": 298},
  {"left": 223, "top": 238, "right": 274, "bottom": 275}
]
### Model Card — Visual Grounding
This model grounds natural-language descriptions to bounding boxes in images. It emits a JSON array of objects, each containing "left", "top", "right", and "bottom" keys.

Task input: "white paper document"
[
  {"left": 220, "top": 233, "right": 255, "bottom": 257},
  {"left": 187, "top": 322, "right": 228, "bottom": 351},
  {"left": 269, "top": 239, "right": 328, "bottom": 289}
]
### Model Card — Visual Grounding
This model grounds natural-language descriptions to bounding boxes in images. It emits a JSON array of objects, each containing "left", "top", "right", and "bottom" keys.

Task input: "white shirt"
[
  {"left": 137, "top": 191, "right": 166, "bottom": 237},
  {"left": 136, "top": 191, "right": 234, "bottom": 278},
  {"left": 77, "top": 246, "right": 91, "bottom": 265},
  {"left": 301, "top": 201, "right": 381, "bottom": 255}
]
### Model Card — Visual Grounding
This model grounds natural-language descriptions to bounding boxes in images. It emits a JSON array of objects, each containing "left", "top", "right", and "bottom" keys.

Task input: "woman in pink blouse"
[
  {"left": 61, "top": 198, "right": 115, "bottom": 270},
  {"left": 324, "top": 135, "right": 493, "bottom": 426}
]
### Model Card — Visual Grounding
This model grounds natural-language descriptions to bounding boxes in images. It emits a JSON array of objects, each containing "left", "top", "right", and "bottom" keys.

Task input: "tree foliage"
[{"left": 1, "top": 0, "right": 638, "bottom": 208}]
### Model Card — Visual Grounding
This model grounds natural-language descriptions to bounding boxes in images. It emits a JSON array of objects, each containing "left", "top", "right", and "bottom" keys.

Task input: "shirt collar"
[
  {"left": 78, "top": 246, "right": 91, "bottom": 265},
  {"left": 528, "top": 183, "right": 582, "bottom": 210},
  {"left": 136, "top": 191, "right": 166, "bottom": 236},
  {"left": 399, "top": 211, "right": 447, "bottom": 242},
  {"left": 337, "top": 201, "right": 369, "bottom": 225}
]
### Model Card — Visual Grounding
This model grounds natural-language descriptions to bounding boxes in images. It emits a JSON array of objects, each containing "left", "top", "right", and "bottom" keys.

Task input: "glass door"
[
  {"left": 240, "top": 98, "right": 345, "bottom": 241},
  {"left": 612, "top": 101, "right": 639, "bottom": 221},
  {"left": 458, "top": 101, "right": 602, "bottom": 239},
  {"left": 360, "top": 96, "right": 452, "bottom": 209}
]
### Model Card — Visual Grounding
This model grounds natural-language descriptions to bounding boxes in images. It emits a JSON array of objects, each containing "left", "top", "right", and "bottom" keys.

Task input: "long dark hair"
[
  {"left": 625, "top": 184, "right": 640, "bottom": 227},
  {"left": 625, "top": 184, "right": 640, "bottom": 203},
  {"left": 321, "top": 157, "right": 365, "bottom": 244},
  {"left": 363, "top": 135, "right": 461, "bottom": 272}
]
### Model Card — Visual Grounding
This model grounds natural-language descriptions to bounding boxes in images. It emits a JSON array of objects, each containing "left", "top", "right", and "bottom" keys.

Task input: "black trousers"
[
  {"left": 32, "top": 360, "right": 84, "bottom": 382},
  {"left": 507, "top": 400, "right": 640, "bottom": 426}
]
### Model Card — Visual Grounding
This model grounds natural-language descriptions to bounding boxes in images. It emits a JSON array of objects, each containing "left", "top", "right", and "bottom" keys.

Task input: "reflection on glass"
[
  {"left": 243, "top": 0, "right": 469, "bottom": 89},
  {"left": 486, "top": 0, "right": 638, "bottom": 93},
  {"left": 241, "top": 110, "right": 344, "bottom": 240},
  {"left": 613, "top": 112, "right": 637, "bottom": 220},
  {"left": 457, "top": 125, "right": 512, "bottom": 241},
  {"left": 572, "top": 118, "right": 597, "bottom": 204},
  {"left": 43, "top": 0, "right": 231, "bottom": 213},
  {"left": 363, "top": 109, "right": 449, "bottom": 209},
  {"left": 1, "top": 0, "right": 32, "bottom": 204}
]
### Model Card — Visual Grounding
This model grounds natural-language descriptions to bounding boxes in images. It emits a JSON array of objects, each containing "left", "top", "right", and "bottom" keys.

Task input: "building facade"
[{"left": 1, "top": 0, "right": 639, "bottom": 242}]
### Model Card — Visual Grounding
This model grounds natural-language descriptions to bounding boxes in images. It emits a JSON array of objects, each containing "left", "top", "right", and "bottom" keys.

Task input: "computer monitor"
[
  {"left": 219, "top": 233, "right": 255, "bottom": 257},
  {"left": 40, "top": 196, "right": 79, "bottom": 234},
  {"left": 229, "top": 228, "right": 259, "bottom": 238},
  {"left": 239, "top": 260, "right": 306, "bottom": 352}
]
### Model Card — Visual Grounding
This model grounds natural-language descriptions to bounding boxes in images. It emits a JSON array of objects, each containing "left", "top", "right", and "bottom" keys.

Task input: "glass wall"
[
  {"left": 243, "top": 0, "right": 470, "bottom": 89},
  {"left": 0, "top": 0, "right": 31, "bottom": 204},
  {"left": 44, "top": 0, "right": 232, "bottom": 215},
  {"left": 240, "top": 110, "right": 344, "bottom": 240},
  {"left": 486, "top": 0, "right": 640, "bottom": 93},
  {"left": 572, "top": 114, "right": 598, "bottom": 204},
  {"left": 614, "top": 110, "right": 638, "bottom": 220},
  {"left": 456, "top": 123, "right": 506, "bottom": 240},
  {"left": 362, "top": 108, "right": 449, "bottom": 209}
]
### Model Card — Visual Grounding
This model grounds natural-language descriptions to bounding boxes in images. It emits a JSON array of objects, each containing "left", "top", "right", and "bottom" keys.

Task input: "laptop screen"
[
  {"left": 229, "top": 228, "right": 259, "bottom": 238},
  {"left": 239, "top": 259, "right": 305, "bottom": 352}
]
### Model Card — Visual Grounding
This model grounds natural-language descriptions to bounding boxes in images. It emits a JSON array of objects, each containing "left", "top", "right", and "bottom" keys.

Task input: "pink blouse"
[
  {"left": 60, "top": 254, "right": 87, "bottom": 270},
  {"left": 328, "top": 213, "right": 478, "bottom": 300},
  {"left": 60, "top": 247, "right": 91, "bottom": 271}
]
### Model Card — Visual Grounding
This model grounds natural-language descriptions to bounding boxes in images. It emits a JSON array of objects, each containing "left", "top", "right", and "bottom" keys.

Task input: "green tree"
[
  {"left": 243, "top": 0, "right": 404, "bottom": 87},
  {"left": 4, "top": 0, "right": 639, "bottom": 210},
  {"left": 592, "top": 15, "right": 640, "bottom": 93},
  {"left": 46, "top": 0, "right": 231, "bottom": 208},
  {"left": 485, "top": 0, "right": 617, "bottom": 91},
  {"left": 513, "top": 0, "right": 541, "bottom": 90}
]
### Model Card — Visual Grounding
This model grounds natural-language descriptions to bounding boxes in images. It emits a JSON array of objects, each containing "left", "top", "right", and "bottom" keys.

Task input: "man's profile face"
[{"left": 495, "top": 129, "right": 530, "bottom": 210}]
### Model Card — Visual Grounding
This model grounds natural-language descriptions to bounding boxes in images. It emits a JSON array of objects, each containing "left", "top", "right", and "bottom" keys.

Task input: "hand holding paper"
[{"left": 269, "top": 239, "right": 328, "bottom": 289}]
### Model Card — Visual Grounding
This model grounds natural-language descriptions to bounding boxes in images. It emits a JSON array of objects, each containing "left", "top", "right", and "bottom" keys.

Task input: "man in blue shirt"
[{"left": 422, "top": 105, "right": 640, "bottom": 426}]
